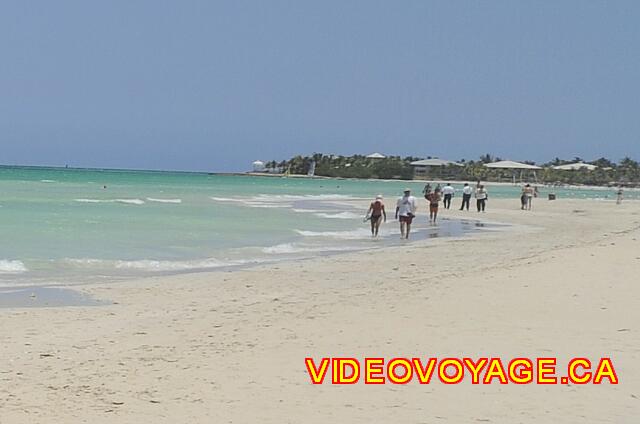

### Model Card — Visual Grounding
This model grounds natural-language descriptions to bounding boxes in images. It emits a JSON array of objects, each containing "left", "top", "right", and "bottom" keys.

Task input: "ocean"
[{"left": 0, "top": 166, "right": 632, "bottom": 287}]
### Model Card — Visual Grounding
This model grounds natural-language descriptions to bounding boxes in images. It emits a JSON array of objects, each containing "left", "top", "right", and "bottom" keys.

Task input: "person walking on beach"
[
  {"left": 522, "top": 184, "right": 534, "bottom": 210},
  {"left": 442, "top": 183, "right": 454, "bottom": 209},
  {"left": 459, "top": 183, "right": 472, "bottom": 211},
  {"left": 616, "top": 187, "right": 624, "bottom": 204},
  {"left": 422, "top": 183, "right": 432, "bottom": 199},
  {"left": 475, "top": 185, "right": 488, "bottom": 212},
  {"left": 366, "top": 195, "right": 386, "bottom": 237},
  {"left": 396, "top": 188, "right": 417, "bottom": 239},
  {"left": 427, "top": 188, "right": 442, "bottom": 223}
]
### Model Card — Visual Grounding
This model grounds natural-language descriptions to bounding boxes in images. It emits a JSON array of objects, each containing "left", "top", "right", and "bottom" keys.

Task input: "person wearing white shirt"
[
  {"left": 459, "top": 183, "right": 472, "bottom": 211},
  {"left": 441, "top": 183, "right": 455, "bottom": 209},
  {"left": 475, "top": 185, "right": 488, "bottom": 212},
  {"left": 395, "top": 188, "right": 417, "bottom": 239}
]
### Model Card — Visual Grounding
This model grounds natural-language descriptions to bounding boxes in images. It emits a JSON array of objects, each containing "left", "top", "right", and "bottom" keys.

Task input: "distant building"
[
  {"left": 484, "top": 160, "right": 542, "bottom": 183},
  {"left": 410, "top": 158, "right": 462, "bottom": 178},
  {"left": 366, "top": 152, "right": 386, "bottom": 159},
  {"left": 552, "top": 162, "right": 597, "bottom": 171},
  {"left": 484, "top": 160, "right": 541, "bottom": 170},
  {"left": 252, "top": 160, "right": 265, "bottom": 172}
]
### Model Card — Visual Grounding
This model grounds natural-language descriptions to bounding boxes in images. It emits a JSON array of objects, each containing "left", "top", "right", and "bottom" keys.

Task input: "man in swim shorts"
[{"left": 396, "top": 188, "right": 417, "bottom": 239}]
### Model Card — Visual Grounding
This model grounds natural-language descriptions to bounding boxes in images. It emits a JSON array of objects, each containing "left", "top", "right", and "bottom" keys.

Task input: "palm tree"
[
  {"left": 479, "top": 154, "right": 494, "bottom": 164},
  {"left": 591, "top": 157, "right": 615, "bottom": 168},
  {"left": 618, "top": 157, "right": 639, "bottom": 182}
]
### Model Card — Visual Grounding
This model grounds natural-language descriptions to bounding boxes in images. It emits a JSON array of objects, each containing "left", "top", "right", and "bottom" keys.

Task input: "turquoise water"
[{"left": 0, "top": 166, "right": 632, "bottom": 286}]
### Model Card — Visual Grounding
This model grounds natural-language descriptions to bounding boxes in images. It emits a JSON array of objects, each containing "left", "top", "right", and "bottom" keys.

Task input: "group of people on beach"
[
  {"left": 421, "top": 182, "right": 490, "bottom": 218},
  {"left": 366, "top": 182, "right": 628, "bottom": 239},
  {"left": 365, "top": 181, "right": 492, "bottom": 239}
]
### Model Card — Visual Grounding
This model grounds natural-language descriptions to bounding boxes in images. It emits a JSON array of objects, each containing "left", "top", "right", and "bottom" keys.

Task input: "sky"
[{"left": 1, "top": 1, "right": 639, "bottom": 172}]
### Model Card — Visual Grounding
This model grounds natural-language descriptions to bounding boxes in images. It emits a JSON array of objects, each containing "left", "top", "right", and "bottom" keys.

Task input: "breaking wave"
[
  {"left": 63, "top": 257, "right": 265, "bottom": 272},
  {"left": 74, "top": 198, "right": 145, "bottom": 205},
  {"left": 294, "top": 228, "right": 372, "bottom": 240},
  {"left": 146, "top": 198, "right": 182, "bottom": 204},
  {"left": 313, "top": 211, "right": 362, "bottom": 219},
  {"left": 209, "top": 197, "right": 288, "bottom": 208},
  {"left": 0, "top": 260, "right": 27, "bottom": 274},
  {"left": 261, "top": 242, "right": 360, "bottom": 254}
]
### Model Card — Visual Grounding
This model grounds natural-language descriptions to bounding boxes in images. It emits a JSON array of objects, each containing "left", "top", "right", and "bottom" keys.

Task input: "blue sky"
[{"left": 1, "top": 1, "right": 639, "bottom": 171}]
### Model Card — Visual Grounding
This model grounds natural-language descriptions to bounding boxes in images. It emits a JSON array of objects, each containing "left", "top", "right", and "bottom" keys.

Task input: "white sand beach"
[{"left": 1, "top": 198, "right": 639, "bottom": 423}]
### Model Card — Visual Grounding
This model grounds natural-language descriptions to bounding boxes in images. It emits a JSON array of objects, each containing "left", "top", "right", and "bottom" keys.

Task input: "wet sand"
[{"left": 0, "top": 286, "right": 107, "bottom": 308}]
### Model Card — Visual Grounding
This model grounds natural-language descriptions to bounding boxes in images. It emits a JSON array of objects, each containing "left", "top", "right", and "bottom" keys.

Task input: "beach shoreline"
[
  {"left": 0, "top": 209, "right": 513, "bottom": 298},
  {"left": 1, "top": 198, "right": 639, "bottom": 423}
]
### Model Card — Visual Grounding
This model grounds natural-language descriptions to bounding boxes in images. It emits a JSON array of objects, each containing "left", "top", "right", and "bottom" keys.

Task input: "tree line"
[{"left": 262, "top": 154, "right": 640, "bottom": 186}]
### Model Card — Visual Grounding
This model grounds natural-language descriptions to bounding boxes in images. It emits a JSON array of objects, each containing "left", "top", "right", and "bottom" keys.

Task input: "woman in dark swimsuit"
[{"left": 366, "top": 195, "right": 387, "bottom": 237}]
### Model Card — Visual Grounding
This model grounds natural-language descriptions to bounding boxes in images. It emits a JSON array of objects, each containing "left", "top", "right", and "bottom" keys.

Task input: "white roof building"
[
  {"left": 484, "top": 160, "right": 541, "bottom": 170},
  {"left": 366, "top": 152, "right": 386, "bottom": 159},
  {"left": 484, "top": 160, "right": 541, "bottom": 183},
  {"left": 410, "top": 158, "right": 462, "bottom": 179},
  {"left": 410, "top": 158, "right": 462, "bottom": 167},
  {"left": 552, "top": 162, "right": 597, "bottom": 171}
]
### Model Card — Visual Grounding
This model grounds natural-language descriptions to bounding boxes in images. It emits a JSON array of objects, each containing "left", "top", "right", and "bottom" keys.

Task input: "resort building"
[
  {"left": 410, "top": 158, "right": 462, "bottom": 179},
  {"left": 552, "top": 162, "right": 598, "bottom": 171}
]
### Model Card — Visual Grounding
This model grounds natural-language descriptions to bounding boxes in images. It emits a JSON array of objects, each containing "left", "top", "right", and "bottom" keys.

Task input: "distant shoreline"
[
  {"left": 2, "top": 165, "right": 637, "bottom": 191},
  {"left": 211, "top": 172, "right": 639, "bottom": 191}
]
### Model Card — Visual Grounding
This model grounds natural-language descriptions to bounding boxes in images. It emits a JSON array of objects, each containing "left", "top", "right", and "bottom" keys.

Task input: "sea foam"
[
  {"left": 64, "top": 257, "right": 261, "bottom": 272},
  {"left": 0, "top": 260, "right": 27, "bottom": 274},
  {"left": 294, "top": 228, "right": 372, "bottom": 240},
  {"left": 209, "top": 197, "right": 287, "bottom": 208},
  {"left": 74, "top": 198, "right": 145, "bottom": 205},
  {"left": 114, "top": 258, "right": 227, "bottom": 271},
  {"left": 115, "top": 199, "right": 145, "bottom": 205},
  {"left": 313, "top": 211, "right": 362, "bottom": 219},
  {"left": 74, "top": 198, "right": 105, "bottom": 203},
  {"left": 261, "top": 243, "right": 359, "bottom": 254},
  {"left": 146, "top": 198, "right": 182, "bottom": 204}
]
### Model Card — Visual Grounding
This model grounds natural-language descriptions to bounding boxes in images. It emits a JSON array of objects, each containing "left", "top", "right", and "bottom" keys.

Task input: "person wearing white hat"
[
  {"left": 366, "top": 195, "right": 387, "bottom": 237},
  {"left": 395, "top": 188, "right": 417, "bottom": 239}
]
